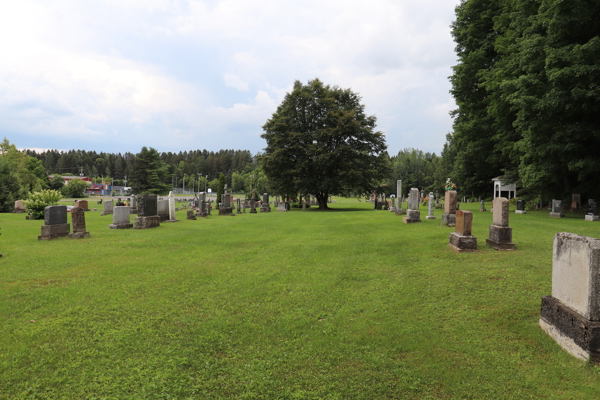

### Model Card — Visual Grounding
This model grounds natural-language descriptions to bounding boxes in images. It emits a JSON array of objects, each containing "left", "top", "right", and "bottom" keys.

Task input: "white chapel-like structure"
[{"left": 492, "top": 176, "right": 516, "bottom": 199}]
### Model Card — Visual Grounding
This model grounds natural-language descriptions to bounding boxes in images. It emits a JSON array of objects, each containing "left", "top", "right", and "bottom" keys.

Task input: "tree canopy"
[
  {"left": 448, "top": 0, "right": 600, "bottom": 202},
  {"left": 261, "top": 79, "right": 388, "bottom": 209},
  {"left": 130, "top": 147, "right": 171, "bottom": 195}
]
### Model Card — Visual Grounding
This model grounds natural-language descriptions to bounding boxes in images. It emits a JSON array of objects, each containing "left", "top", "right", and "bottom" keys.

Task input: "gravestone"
[
  {"left": 220, "top": 186, "right": 234, "bottom": 215},
  {"left": 12, "top": 200, "right": 26, "bottom": 214},
  {"left": 486, "top": 197, "right": 515, "bottom": 250},
  {"left": 302, "top": 196, "right": 307, "bottom": 211},
  {"left": 516, "top": 199, "right": 526, "bottom": 214},
  {"left": 260, "top": 193, "right": 270, "bottom": 213},
  {"left": 167, "top": 191, "right": 179, "bottom": 222},
  {"left": 157, "top": 199, "right": 170, "bottom": 221},
  {"left": 101, "top": 200, "right": 114, "bottom": 216},
  {"left": 571, "top": 194, "right": 581, "bottom": 211},
  {"left": 426, "top": 192, "right": 436, "bottom": 220},
  {"left": 585, "top": 199, "right": 599, "bottom": 221},
  {"left": 134, "top": 194, "right": 160, "bottom": 229},
  {"left": 109, "top": 206, "right": 133, "bottom": 229},
  {"left": 442, "top": 190, "right": 457, "bottom": 227},
  {"left": 539, "top": 233, "right": 600, "bottom": 361},
  {"left": 69, "top": 207, "right": 90, "bottom": 238},
  {"left": 404, "top": 188, "right": 421, "bottom": 224},
  {"left": 187, "top": 210, "right": 197, "bottom": 220},
  {"left": 129, "top": 196, "right": 137, "bottom": 214},
  {"left": 236, "top": 198, "right": 242, "bottom": 214},
  {"left": 480, "top": 200, "right": 486, "bottom": 212},
  {"left": 397, "top": 180, "right": 402, "bottom": 201},
  {"left": 277, "top": 198, "right": 287, "bottom": 212},
  {"left": 448, "top": 210, "right": 477, "bottom": 252},
  {"left": 75, "top": 200, "right": 89, "bottom": 211},
  {"left": 250, "top": 193, "right": 257, "bottom": 213},
  {"left": 38, "top": 205, "right": 70, "bottom": 240},
  {"left": 549, "top": 200, "right": 565, "bottom": 218},
  {"left": 197, "top": 192, "right": 208, "bottom": 217}
]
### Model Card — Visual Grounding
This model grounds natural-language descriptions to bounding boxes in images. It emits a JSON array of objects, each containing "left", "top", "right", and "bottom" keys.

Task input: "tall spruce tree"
[{"left": 130, "top": 147, "right": 171, "bottom": 195}]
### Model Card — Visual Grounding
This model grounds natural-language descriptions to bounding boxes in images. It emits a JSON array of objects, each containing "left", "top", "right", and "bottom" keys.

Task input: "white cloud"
[
  {"left": 0, "top": 0, "right": 462, "bottom": 154},
  {"left": 223, "top": 73, "right": 250, "bottom": 92}
]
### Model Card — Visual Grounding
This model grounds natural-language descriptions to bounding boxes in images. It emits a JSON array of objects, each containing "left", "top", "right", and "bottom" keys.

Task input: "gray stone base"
[
  {"left": 396, "top": 208, "right": 407, "bottom": 216},
  {"left": 38, "top": 223, "right": 70, "bottom": 240},
  {"left": 442, "top": 213, "right": 456, "bottom": 227},
  {"left": 515, "top": 210, "right": 527, "bottom": 214},
  {"left": 130, "top": 208, "right": 138, "bottom": 214},
  {"left": 389, "top": 207, "right": 396, "bottom": 213},
  {"left": 166, "top": 219, "right": 180, "bottom": 223},
  {"left": 109, "top": 223, "right": 133, "bottom": 229},
  {"left": 585, "top": 215, "right": 599, "bottom": 221},
  {"left": 549, "top": 212, "right": 565, "bottom": 218},
  {"left": 159, "top": 214, "right": 169, "bottom": 221},
  {"left": 69, "top": 231, "right": 90, "bottom": 239},
  {"left": 260, "top": 207, "right": 269, "bottom": 213},
  {"left": 486, "top": 225, "right": 515, "bottom": 250},
  {"left": 220, "top": 207, "right": 233, "bottom": 215},
  {"left": 100, "top": 212, "right": 113, "bottom": 216},
  {"left": 448, "top": 232, "right": 477, "bottom": 252},
  {"left": 12, "top": 209, "right": 26, "bottom": 214},
  {"left": 134, "top": 216, "right": 160, "bottom": 229},
  {"left": 197, "top": 212, "right": 208, "bottom": 218},
  {"left": 539, "top": 296, "right": 600, "bottom": 362},
  {"left": 426, "top": 216, "right": 436, "bottom": 220},
  {"left": 236, "top": 210, "right": 242, "bottom": 214},
  {"left": 250, "top": 210, "right": 257, "bottom": 214}
]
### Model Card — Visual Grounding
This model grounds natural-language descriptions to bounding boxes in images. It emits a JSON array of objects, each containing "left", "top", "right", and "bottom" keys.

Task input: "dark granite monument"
[
  {"left": 134, "top": 194, "right": 160, "bottom": 229},
  {"left": 38, "top": 205, "right": 70, "bottom": 240}
]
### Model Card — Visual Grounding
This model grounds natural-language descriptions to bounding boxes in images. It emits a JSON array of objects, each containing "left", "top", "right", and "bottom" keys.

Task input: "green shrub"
[
  {"left": 23, "top": 190, "right": 62, "bottom": 220},
  {"left": 61, "top": 179, "right": 88, "bottom": 198}
]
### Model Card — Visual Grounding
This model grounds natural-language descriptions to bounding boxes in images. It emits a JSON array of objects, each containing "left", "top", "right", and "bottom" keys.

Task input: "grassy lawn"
[{"left": 1, "top": 198, "right": 599, "bottom": 399}]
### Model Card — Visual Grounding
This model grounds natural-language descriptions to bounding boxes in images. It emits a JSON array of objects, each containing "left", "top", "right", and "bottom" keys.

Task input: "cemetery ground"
[{"left": 1, "top": 199, "right": 600, "bottom": 399}]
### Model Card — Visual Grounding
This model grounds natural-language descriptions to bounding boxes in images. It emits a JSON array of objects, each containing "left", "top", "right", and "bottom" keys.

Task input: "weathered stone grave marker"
[
  {"left": 69, "top": 207, "right": 90, "bottom": 238},
  {"left": 167, "top": 191, "right": 179, "bottom": 222},
  {"left": 109, "top": 206, "right": 133, "bottom": 229},
  {"left": 134, "top": 194, "right": 160, "bottom": 229},
  {"left": 404, "top": 188, "right": 421, "bottom": 224},
  {"left": 442, "top": 190, "right": 457, "bottom": 227},
  {"left": 486, "top": 197, "right": 515, "bottom": 250},
  {"left": 549, "top": 200, "right": 565, "bottom": 218},
  {"left": 100, "top": 200, "right": 114, "bottom": 216},
  {"left": 539, "top": 233, "right": 600, "bottom": 361},
  {"left": 426, "top": 192, "right": 436, "bottom": 220},
  {"left": 38, "top": 205, "right": 70, "bottom": 240},
  {"left": 448, "top": 210, "right": 477, "bottom": 252}
]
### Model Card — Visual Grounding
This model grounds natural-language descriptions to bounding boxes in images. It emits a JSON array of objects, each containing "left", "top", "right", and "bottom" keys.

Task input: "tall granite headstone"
[
  {"left": 38, "top": 205, "right": 70, "bottom": 240},
  {"left": 167, "top": 191, "right": 179, "bottom": 222},
  {"left": 101, "top": 200, "right": 114, "bottom": 216},
  {"left": 135, "top": 194, "right": 160, "bottom": 229},
  {"left": 250, "top": 193, "right": 257, "bottom": 214},
  {"left": 539, "top": 233, "right": 600, "bottom": 361},
  {"left": 157, "top": 199, "right": 169, "bottom": 221},
  {"left": 426, "top": 192, "right": 436, "bottom": 220},
  {"left": 69, "top": 207, "right": 90, "bottom": 238},
  {"left": 443, "top": 190, "right": 457, "bottom": 227},
  {"left": 404, "top": 188, "right": 421, "bottom": 224},
  {"left": 516, "top": 199, "right": 526, "bottom": 214},
  {"left": 448, "top": 210, "right": 477, "bottom": 252},
  {"left": 480, "top": 200, "right": 485, "bottom": 212},
  {"left": 260, "top": 193, "right": 270, "bottom": 213},
  {"left": 486, "top": 197, "right": 515, "bottom": 250},
  {"left": 550, "top": 200, "right": 565, "bottom": 218},
  {"left": 236, "top": 198, "right": 242, "bottom": 214}
]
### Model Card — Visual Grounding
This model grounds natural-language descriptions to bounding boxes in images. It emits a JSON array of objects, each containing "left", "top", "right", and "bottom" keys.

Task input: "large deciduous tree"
[
  {"left": 130, "top": 147, "right": 171, "bottom": 195},
  {"left": 261, "top": 79, "right": 388, "bottom": 209}
]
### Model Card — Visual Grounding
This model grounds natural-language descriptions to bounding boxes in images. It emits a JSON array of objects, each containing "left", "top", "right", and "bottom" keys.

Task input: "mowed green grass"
[{"left": 1, "top": 199, "right": 599, "bottom": 399}]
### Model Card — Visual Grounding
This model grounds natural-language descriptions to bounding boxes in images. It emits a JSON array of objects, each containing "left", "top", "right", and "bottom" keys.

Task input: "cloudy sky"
[{"left": 1, "top": 0, "right": 461, "bottom": 156}]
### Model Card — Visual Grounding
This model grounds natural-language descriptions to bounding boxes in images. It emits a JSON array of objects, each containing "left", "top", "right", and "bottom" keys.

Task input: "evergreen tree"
[{"left": 130, "top": 147, "right": 171, "bottom": 195}]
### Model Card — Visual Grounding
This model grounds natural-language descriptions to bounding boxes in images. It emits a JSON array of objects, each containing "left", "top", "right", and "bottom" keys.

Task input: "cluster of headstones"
[{"left": 38, "top": 205, "right": 90, "bottom": 240}]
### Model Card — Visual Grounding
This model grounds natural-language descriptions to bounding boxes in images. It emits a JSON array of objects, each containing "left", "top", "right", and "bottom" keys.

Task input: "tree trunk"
[{"left": 317, "top": 193, "right": 328, "bottom": 210}]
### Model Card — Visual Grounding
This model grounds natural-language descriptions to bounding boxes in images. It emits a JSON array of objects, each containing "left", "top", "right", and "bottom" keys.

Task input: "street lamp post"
[
  {"left": 197, "top": 173, "right": 201, "bottom": 193},
  {"left": 183, "top": 173, "right": 187, "bottom": 194}
]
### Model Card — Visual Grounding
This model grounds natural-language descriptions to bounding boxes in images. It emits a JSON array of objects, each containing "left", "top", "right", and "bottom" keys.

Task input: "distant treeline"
[{"left": 24, "top": 148, "right": 255, "bottom": 187}]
